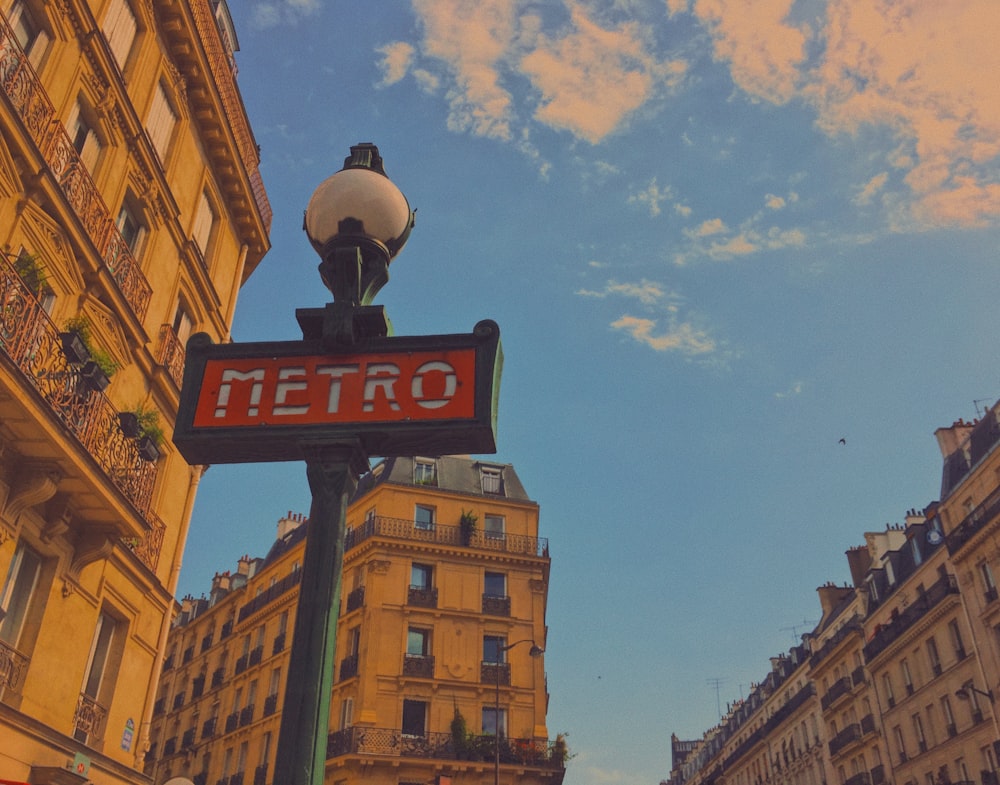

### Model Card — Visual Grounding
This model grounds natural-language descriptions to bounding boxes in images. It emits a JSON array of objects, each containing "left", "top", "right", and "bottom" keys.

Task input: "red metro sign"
[{"left": 173, "top": 321, "right": 502, "bottom": 464}]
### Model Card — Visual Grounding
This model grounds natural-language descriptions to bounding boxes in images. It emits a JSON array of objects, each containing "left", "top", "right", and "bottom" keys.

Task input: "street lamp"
[
  {"left": 955, "top": 682, "right": 995, "bottom": 702},
  {"left": 494, "top": 639, "right": 544, "bottom": 785}
]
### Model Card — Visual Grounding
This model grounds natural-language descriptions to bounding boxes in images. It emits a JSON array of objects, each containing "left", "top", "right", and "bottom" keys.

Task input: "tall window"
[
  {"left": 912, "top": 714, "right": 927, "bottom": 752},
  {"left": 413, "top": 460, "right": 436, "bottom": 485},
  {"left": 480, "top": 466, "right": 503, "bottom": 494},
  {"left": 76, "top": 609, "right": 121, "bottom": 741},
  {"left": 484, "top": 572, "right": 506, "bottom": 598},
  {"left": 9, "top": 0, "right": 50, "bottom": 68},
  {"left": 981, "top": 562, "right": 997, "bottom": 600},
  {"left": 482, "top": 706, "right": 506, "bottom": 736},
  {"left": 414, "top": 505, "right": 435, "bottom": 531},
  {"left": 401, "top": 699, "right": 427, "bottom": 737},
  {"left": 411, "top": 564, "right": 432, "bottom": 590},
  {"left": 484, "top": 514, "right": 505, "bottom": 539},
  {"left": 145, "top": 81, "right": 177, "bottom": 161},
  {"left": 101, "top": 0, "right": 137, "bottom": 70},
  {"left": 407, "top": 628, "right": 430, "bottom": 657},
  {"left": 483, "top": 635, "right": 506, "bottom": 664},
  {"left": 949, "top": 619, "right": 967, "bottom": 658},
  {"left": 0, "top": 541, "right": 42, "bottom": 647},
  {"left": 901, "top": 659, "right": 914, "bottom": 695},
  {"left": 926, "top": 637, "right": 941, "bottom": 676},
  {"left": 942, "top": 696, "right": 956, "bottom": 735},
  {"left": 339, "top": 697, "right": 353, "bottom": 730},
  {"left": 116, "top": 199, "right": 145, "bottom": 255},
  {"left": 67, "top": 98, "right": 101, "bottom": 172},
  {"left": 882, "top": 673, "right": 895, "bottom": 707},
  {"left": 192, "top": 189, "right": 215, "bottom": 255}
]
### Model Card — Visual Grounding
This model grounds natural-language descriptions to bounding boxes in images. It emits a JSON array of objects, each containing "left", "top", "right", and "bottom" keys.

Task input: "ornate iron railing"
[
  {"left": 157, "top": 324, "right": 185, "bottom": 388},
  {"left": 0, "top": 15, "right": 152, "bottom": 319},
  {"left": 0, "top": 257, "right": 163, "bottom": 543},
  {"left": 863, "top": 573, "right": 960, "bottom": 661},
  {"left": 0, "top": 639, "right": 29, "bottom": 692},
  {"left": 402, "top": 654, "right": 434, "bottom": 678},
  {"left": 483, "top": 593, "right": 511, "bottom": 616},
  {"left": 326, "top": 726, "right": 565, "bottom": 769},
  {"left": 73, "top": 692, "right": 108, "bottom": 740},
  {"left": 347, "top": 515, "right": 549, "bottom": 557}
]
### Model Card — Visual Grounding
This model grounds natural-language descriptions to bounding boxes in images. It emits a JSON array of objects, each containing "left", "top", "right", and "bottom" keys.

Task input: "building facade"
[
  {"left": 0, "top": 0, "right": 270, "bottom": 783},
  {"left": 669, "top": 401, "right": 1000, "bottom": 785},
  {"left": 147, "top": 456, "right": 566, "bottom": 785}
]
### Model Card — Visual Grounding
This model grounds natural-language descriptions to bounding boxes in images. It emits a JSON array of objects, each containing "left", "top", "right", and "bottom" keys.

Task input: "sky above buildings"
[{"left": 177, "top": 1, "right": 1000, "bottom": 783}]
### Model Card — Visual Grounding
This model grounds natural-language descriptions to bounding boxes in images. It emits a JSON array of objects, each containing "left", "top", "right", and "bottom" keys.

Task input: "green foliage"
[
  {"left": 13, "top": 252, "right": 46, "bottom": 295},
  {"left": 132, "top": 404, "right": 164, "bottom": 445},
  {"left": 63, "top": 315, "right": 119, "bottom": 377}
]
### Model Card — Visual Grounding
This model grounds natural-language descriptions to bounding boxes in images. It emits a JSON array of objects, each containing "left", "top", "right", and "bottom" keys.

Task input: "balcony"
[
  {"left": 948, "top": 478, "right": 1000, "bottom": 554},
  {"left": 264, "top": 693, "right": 278, "bottom": 717},
  {"left": 225, "top": 712, "right": 239, "bottom": 733},
  {"left": 870, "top": 765, "right": 885, "bottom": 785},
  {"left": 339, "top": 654, "right": 358, "bottom": 681},
  {"left": 844, "top": 773, "right": 871, "bottom": 785},
  {"left": 192, "top": 675, "right": 205, "bottom": 699},
  {"left": 73, "top": 693, "right": 107, "bottom": 741},
  {"left": 211, "top": 668, "right": 224, "bottom": 688},
  {"left": 0, "top": 258, "right": 164, "bottom": 567},
  {"left": 239, "top": 704, "right": 254, "bottom": 727},
  {"left": 326, "top": 726, "right": 566, "bottom": 770},
  {"left": 863, "top": 573, "right": 959, "bottom": 661},
  {"left": 860, "top": 713, "right": 876, "bottom": 736},
  {"left": 481, "top": 661, "right": 510, "bottom": 686},
  {"left": 234, "top": 654, "right": 248, "bottom": 674},
  {"left": 183, "top": 646, "right": 194, "bottom": 664},
  {"left": 238, "top": 569, "right": 302, "bottom": 622},
  {"left": 408, "top": 585, "right": 438, "bottom": 608},
  {"left": 253, "top": 765, "right": 268, "bottom": 785},
  {"left": 156, "top": 324, "right": 185, "bottom": 389},
  {"left": 202, "top": 717, "right": 217, "bottom": 739},
  {"left": 182, "top": 728, "right": 196, "bottom": 749},
  {"left": 172, "top": 692, "right": 185, "bottom": 710},
  {"left": 345, "top": 585, "right": 365, "bottom": 613},
  {"left": 829, "top": 724, "right": 862, "bottom": 757},
  {"left": 346, "top": 515, "right": 549, "bottom": 558},
  {"left": 0, "top": 18, "right": 151, "bottom": 320},
  {"left": 221, "top": 621, "right": 233, "bottom": 639},
  {"left": 272, "top": 633, "right": 286, "bottom": 656},
  {"left": 821, "top": 676, "right": 853, "bottom": 710},
  {"left": 403, "top": 654, "right": 435, "bottom": 678},
  {"left": 0, "top": 640, "right": 28, "bottom": 693},
  {"left": 201, "top": 632, "right": 214, "bottom": 653},
  {"left": 163, "top": 737, "right": 177, "bottom": 756},
  {"left": 249, "top": 645, "right": 263, "bottom": 666},
  {"left": 483, "top": 594, "right": 511, "bottom": 616}
]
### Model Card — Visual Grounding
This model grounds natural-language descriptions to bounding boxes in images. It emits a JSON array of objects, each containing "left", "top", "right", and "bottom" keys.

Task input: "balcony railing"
[
  {"left": 202, "top": 717, "right": 217, "bottom": 739},
  {"left": 239, "top": 704, "right": 254, "bottom": 727},
  {"left": 870, "top": 765, "right": 885, "bottom": 785},
  {"left": 481, "top": 661, "right": 510, "bottom": 686},
  {"left": 408, "top": 585, "right": 438, "bottom": 608},
  {"left": 264, "top": 693, "right": 278, "bottom": 717},
  {"left": 238, "top": 569, "right": 301, "bottom": 622},
  {"left": 0, "top": 639, "right": 29, "bottom": 692},
  {"left": 211, "top": 668, "right": 224, "bottom": 688},
  {"left": 483, "top": 594, "right": 511, "bottom": 616},
  {"left": 339, "top": 654, "right": 358, "bottom": 681},
  {"left": 0, "top": 17, "right": 152, "bottom": 319},
  {"left": 0, "top": 257, "right": 162, "bottom": 541},
  {"left": 844, "top": 772, "right": 871, "bottom": 785},
  {"left": 73, "top": 692, "right": 108, "bottom": 740},
  {"left": 345, "top": 585, "right": 365, "bottom": 613},
  {"left": 346, "top": 515, "right": 549, "bottom": 558},
  {"left": 821, "top": 676, "right": 852, "bottom": 710},
  {"left": 272, "top": 633, "right": 286, "bottom": 656},
  {"left": 192, "top": 675, "right": 205, "bottom": 699},
  {"left": 863, "top": 573, "right": 960, "bottom": 661},
  {"left": 326, "top": 726, "right": 566, "bottom": 769},
  {"left": 402, "top": 654, "right": 434, "bottom": 678},
  {"left": 249, "top": 645, "right": 263, "bottom": 666},
  {"left": 829, "top": 723, "right": 862, "bottom": 757},
  {"left": 948, "top": 481, "right": 1000, "bottom": 554},
  {"left": 253, "top": 765, "right": 267, "bottom": 785}
]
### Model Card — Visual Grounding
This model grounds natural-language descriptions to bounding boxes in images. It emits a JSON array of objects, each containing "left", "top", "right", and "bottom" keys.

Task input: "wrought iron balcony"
[
  {"left": 821, "top": 676, "right": 853, "bottom": 710},
  {"left": 74, "top": 692, "right": 108, "bottom": 740},
  {"left": 202, "top": 717, "right": 217, "bottom": 739},
  {"left": 253, "top": 765, "right": 267, "bottom": 785},
  {"left": 0, "top": 639, "right": 29, "bottom": 692},
  {"left": 483, "top": 593, "right": 511, "bottom": 616},
  {"left": 211, "top": 667, "right": 224, "bottom": 688},
  {"left": 238, "top": 569, "right": 301, "bottom": 622},
  {"left": 339, "top": 653, "right": 359, "bottom": 681},
  {"left": 870, "top": 765, "right": 885, "bottom": 785},
  {"left": 345, "top": 585, "right": 365, "bottom": 613},
  {"left": 863, "top": 573, "right": 959, "bottom": 661},
  {"left": 346, "top": 515, "right": 549, "bottom": 558},
  {"left": 234, "top": 653, "right": 248, "bottom": 674},
  {"left": 182, "top": 728, "right": 196, "bottom": 749},
  {"left": 408, "top": 585, "right": 438, "bottom": 608},
  {"left": 192, "top": 675, "right": 205, "bottom": 699},
  {"left": 829, "top": 723, "right": 862, "bottom": 756},
  {"left": 272, "top": 633, "right": 286, "bottom": 656},
  {"left": 264, "top": 693, "right": 278, "bottom": 717},
  {"left": 844, "top": 772, "right": 871, "bottom": 785},
  {"left": 481, "top": 661, "right": 510, "bottom": 686},
  {"left": 326, "top": 726, "right": 566, "bottom": 770},
  {"left": 0, "top": 17, "right": 151, "bottom": 319},
  {"left": 172, "top": 692, "right": 185, "bottom": 710},
  {"left": 183, "top": 646, "right": 194, "bottom": 664},
  {"left": 402, "top": 654, "right": 434, "bottom": 678},
  {"left": 249, "top": 645, "right": 263, "bottom": 666},
  {"left": 948, "top": 482, "right": 1000, "bottom": 554},
  {"left": 239, "top": 703, "right": 254, "bottom": 726},
  {"left": 225, "top": 711, "right": 239, "bottom": 733},
  {"left": 201, "top": 632, "right": 214, "bottom": 653}
]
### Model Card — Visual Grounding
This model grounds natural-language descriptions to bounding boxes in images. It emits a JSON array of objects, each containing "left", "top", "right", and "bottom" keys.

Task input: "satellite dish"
[
  {"left": 927, "top": 529, "right": 943, "bottom": 545},
  {"left": 164, "top": 779, "right": 195, "bottom": 785}
]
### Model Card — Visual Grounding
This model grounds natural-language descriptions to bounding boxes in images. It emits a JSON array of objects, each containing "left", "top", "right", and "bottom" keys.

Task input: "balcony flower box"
[
  {"left": 59, "top": 330, "right": 90, "bottom": 364},
  {"left": 81, "top": 360, "right": 111, "bottom": 392},
  {"left": 137, "top": 435, "right": 160, "bottom": 462},
  {"left": 118, "top": 411, "right": 141, "bottom": 437}
]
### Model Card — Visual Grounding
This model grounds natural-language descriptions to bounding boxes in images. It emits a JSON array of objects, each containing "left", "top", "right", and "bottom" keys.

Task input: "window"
[
  {"left": 949, "top": 619, "right": 966, "bottom": 658},
  {"left": 414, "top": 505, "right": 435, "bottom": 530},
  {"left": 411, "top": 564, "right": 432, "bottom": 590},
  {"left": 942, "top": 696, "right": 956, "bottom": 736},
  {"left": 172, "top": 302, "right": 193, "bottom": 346},
  {"left": 67, "top": 98, "right": 101, "bottom": 172},
  {"left": 145, "top": 81, "right": 177, "bottom": 160},
  {"left": 192, "top": 189, "right": 216, "bottom": 255},
  {"left": 901, "top": 659, "right": 913, "bottom": 695},
  {"left": 347, "top": 627, "right": 360, "bottom": 656},
  {"left": 912, "top": 714, "right": 927, "bottom": 752},
  {"left": 9, "top": 1, "right": 49, "bottom": 68},
  {"left": 483, "top": 635, "right": 506, "bottom": 664},
  {"left": 484, "top": 514, "right": 505, "bottom": 539},
  {"left": 407, "top": 628, "right": 430, "bottom": 657},
  {"left": 116, "top": 199, "right": 145, "bottom": 255},
  {"left": 982, "top": 562, "right": 997, "bottom": 600},
  {"left": 364, "top": 508, "right": 376, "bottom": 525},
  {"left": 102, "top": 0, "right": 137, "bottom": 71},
  {"left": 268, "top": 667, "right": 280, "bottom": 696},
  {"left": 482, "top": 706, "right": 506, "bottom": 736},
  {"left": 480, "top": 466, "right": 503, "bottom": 494},
  {"left": 401, "top": 699, "right": 427, "bottom": 736},
  {"left": 911, "top": 537, "right": 922, "bottom": 566},
  {"left": 339, "top": 697, "right": 353, "bottom": 730},
  {"left": 76, "top": 608, "right": 123, "bottom": 741},
  {"left": 926, "top": 637, "right": 941, "bottom": 676},
  {"left": 484, "top": 572, "right": 506, "bottom": 598},
  {"left": 0, "top": 540, "right": 42, "bottom": 647},
  {"left": 894, "top": 726, "right": 907, "bottom": 762},
  {"left": 414, "top": 460, "right": 436, "bottom": 485}
]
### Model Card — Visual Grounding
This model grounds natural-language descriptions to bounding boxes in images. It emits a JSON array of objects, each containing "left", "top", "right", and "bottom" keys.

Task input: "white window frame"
[
  {"left": 102, "top": 0, "right": 137, "bottom": 71},
  {"left": 0, "top": 540, "right": 42, "bottom": 647},
  {"left": 145, "top": 80, "right": 177, "bottom": 161}
]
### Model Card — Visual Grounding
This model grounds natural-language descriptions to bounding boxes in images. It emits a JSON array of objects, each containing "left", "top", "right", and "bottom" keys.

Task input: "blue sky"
[{"left": 177, "top": 1, "right": 1000, "bottom": 783}]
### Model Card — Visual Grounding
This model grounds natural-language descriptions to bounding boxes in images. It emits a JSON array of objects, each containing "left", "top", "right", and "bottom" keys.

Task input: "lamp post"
[
  {"left": 955, "top": 682, "right": 995, "bottom": 702},
  {"left": 271, "top": 143, "right": 413, "bottom": 785},
  {"left": 494, "top": 639, "right": 544, "bottom": 785}
]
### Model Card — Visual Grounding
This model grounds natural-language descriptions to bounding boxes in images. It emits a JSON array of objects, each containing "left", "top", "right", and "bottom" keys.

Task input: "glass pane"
[
  {"left": 402, "top": 699, "right": 426, "bottom": 736},
  {"left": 415, "top": 505, "right": 434, "bottom": 529},
  {"left": 484, "top": 572, "right": 505, "bottom": 597},
  {"left": 0, "top": 542, "right": 42, "bottom": 646}
]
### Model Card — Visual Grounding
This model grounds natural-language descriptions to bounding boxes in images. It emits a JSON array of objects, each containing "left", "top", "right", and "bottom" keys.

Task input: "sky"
[{"left": 177, "top": 1, "right": 1000, "bottom": 783}]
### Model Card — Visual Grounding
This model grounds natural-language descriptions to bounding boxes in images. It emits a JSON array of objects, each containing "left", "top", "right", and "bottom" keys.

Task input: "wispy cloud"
[
  {"left": 250, "top": 0, "right": 321, "bottom": 29},
  {"left": 628, "top": 178, "right": 674, "bottom": 217},
  {"left": 377, "top": 43, "right": 415, "bottom": 86},
  {"left": 774, "top": 380, "right": 804, "bottom": 399},
  {"left": 611, "top": 315, "right": 716, "bottom": 355},
  {"left": 576, "top": 279, "right": 668, "bottom": 306}
]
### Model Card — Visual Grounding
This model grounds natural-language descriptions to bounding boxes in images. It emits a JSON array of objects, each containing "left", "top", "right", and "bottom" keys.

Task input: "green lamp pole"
[{"left": 494, "top": 639, "right": 544, "bottom": 785}]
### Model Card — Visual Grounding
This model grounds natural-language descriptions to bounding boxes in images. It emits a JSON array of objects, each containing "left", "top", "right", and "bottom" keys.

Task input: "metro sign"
[{"left": 173, "top": 320, "right": 502, "bottom": 464}]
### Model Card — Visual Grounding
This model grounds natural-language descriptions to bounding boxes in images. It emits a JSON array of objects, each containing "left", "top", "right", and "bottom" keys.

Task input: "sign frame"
[{"left": 173, "top": 319, "right": 502, "bottom": 465}]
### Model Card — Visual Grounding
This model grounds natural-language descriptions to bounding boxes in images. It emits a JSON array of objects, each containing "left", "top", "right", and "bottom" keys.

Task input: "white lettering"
[
  {"left": 273, "top": 366, "right": 309, "bottom": 416},
  {"left": 411, "top": 361, "right": 458, "bottom": 409},
  {"left": 215, "top": 368, "right": 265, "bottom": 418},
  {"left": 316, "top": 364, "right": 360, "bottom": 413},
  {"left": 363, "top": 363, "right": 401, "bottom": 412}
]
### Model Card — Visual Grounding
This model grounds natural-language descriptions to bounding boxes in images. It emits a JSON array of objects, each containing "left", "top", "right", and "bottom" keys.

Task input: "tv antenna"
[
  {"left": 707, "top": 677, "right": 727, "bottom": 719},
  {"left": 974, "top": 398, "right": 996, "bottom": 417},
  {"left": 779, "top": 620, "right": 816, "bottom": 642}
]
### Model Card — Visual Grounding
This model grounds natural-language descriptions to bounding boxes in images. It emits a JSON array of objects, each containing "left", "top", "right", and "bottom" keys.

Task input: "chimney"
[
  {"left": 817, "top": 582, "right": 853, "bottom": 616},
  {"left": 845, "top": 546, "right": 871, "bottom": 588},
  {"left": 276, "top": 511, "right": 307, "bottom": 540},
  {"left": 935, "top": 419, "right": 975, "bottom": 459}
]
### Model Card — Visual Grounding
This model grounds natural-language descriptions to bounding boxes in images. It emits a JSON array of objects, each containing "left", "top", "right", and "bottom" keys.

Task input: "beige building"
[
  {"left": 669, "top": 401, "right": 1000, "bottom": 785},
  {"left": 0, "top": 0, "right": 269, "bottom": 783},
  {"left": 147, "top": 456, "right": 566, "bottom": 785}
]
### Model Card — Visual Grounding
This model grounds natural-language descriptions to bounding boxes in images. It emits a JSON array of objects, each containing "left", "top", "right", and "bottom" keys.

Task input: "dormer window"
[
  {"left": 480, "top": 465, "right": 503, "bottom": 495},
  {"left": 414, "top": 459, "right": 436, "bottom": 486}
]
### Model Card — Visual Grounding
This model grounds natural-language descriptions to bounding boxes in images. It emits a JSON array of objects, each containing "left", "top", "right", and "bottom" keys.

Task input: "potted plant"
[
  {"left": 132, "top": 406, "right": 164, "bottom": 462},
  {"left": 59, "top": 315, "right": 91, "bottom": 364},
  {"left": 552, "top": 733, "right": 570, "bottom": 765},
  {"left": 13, "top": 252, "right": 46, "bottom": 296},
  {"left": 450, "top": 706, "right": 469, "bottom": 759},
  {"left": 459, "top": 509, "right": 477, "bottom": 545}
]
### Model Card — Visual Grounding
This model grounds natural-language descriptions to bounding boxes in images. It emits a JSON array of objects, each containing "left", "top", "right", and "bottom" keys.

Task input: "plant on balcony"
[
  {"left": 459, "top": 509, "right": 477, "bottom": 545},
  {"left": 552, "top": 733, "right": 572, "bottom": 764},
  {"left": 450, "top": 706, "right": 470, "bottom": 758},
  {"left": 62, "top": 315, "right": 119, "bottom": 380},
  {"left": 119, "top": 403, "right": 164, "bottom": 461},
  {"left": 13, "top": 252, "right": 46, "bottom": 296}
]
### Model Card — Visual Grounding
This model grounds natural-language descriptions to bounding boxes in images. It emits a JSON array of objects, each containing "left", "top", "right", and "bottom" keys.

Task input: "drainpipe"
[
  {"left": 134, "top": 464, "right": 205, "bottom": 770},
  {"left": 224, "top": 244, "right": 249, "bottom": 341}
]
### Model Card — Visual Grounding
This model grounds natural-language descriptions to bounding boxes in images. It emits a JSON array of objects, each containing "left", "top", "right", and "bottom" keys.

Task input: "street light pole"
[{"left": 494, "top": 639, "right": 544, "bottom": 785}]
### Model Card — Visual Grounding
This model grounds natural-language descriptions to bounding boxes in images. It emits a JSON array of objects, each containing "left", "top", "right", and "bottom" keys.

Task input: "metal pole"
[
  {"left": 273, "top": 442, "right": 367, "bottom": 785},
  {"left": 495, "top": 650, "right": 501, "bottom": 785}
]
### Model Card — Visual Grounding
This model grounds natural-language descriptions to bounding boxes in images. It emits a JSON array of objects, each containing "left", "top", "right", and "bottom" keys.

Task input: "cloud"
[
  {"left": 853, "top": 172, "right": 888, "bottom": 206},
  {"left": 774, "top": 381, "right": 803, "bottom": 399},
  {"left": 694, "top": 0, "right": 1000, "bottom": 227},
  {"left": 628, "top": 178, "right": 673, "bottom": 217},
  {"left": 765, "top": 193, "right": 786, "bottom": 210},
  {"left": 706, "top": 232, "right": 758, "bottom": 259},
  {"left": 611, "top": 315, "right": 716, "bottom": 355},
  {"left": 576, "top": 279, "right": 667, "bottom": 306},
  {"left": 520, "top": 7, "right": 686, "bottom": 143},
  {"left": 377, "top": 43, "right": 415, "bottom": 86},
  {"left": 250, "top": 0, "right": 320, "bottom": 28},
  {"left": 688, "top": 217, "right": 728, "bottom": 237}
]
